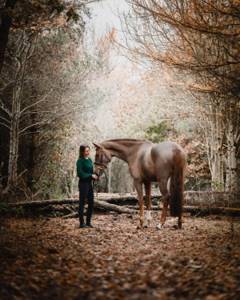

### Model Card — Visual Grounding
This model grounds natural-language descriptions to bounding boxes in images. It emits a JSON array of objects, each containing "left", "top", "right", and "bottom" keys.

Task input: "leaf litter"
[{"left": 0, "top": 213, "right": 239, "bottom": 300}]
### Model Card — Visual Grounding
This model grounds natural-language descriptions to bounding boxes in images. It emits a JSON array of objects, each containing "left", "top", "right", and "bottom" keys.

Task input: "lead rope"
[
  {"left": 93, "top": 169, "right": 108, "bottom": 201},
  {"left": 93, "top": 179, "right": 98, "bottom": 201}
]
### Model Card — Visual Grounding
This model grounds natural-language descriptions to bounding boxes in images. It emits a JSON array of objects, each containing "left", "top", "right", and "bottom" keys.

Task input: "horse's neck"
[{"left": 101, "top": 140, "right": 144, "bottom": 162}]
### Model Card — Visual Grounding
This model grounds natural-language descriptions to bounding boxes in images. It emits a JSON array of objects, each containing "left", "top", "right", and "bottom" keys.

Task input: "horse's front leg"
[
  {"left": 134, "top": 179, "right": 144, "bottom": 229},
  {"left": 144, "top": 182, "right": 152, "bottom": 227}
]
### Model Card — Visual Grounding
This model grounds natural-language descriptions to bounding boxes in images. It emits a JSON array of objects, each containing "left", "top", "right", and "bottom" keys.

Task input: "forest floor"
[{"left": 0, "top": 213, "right": 240, "bottom": 300}]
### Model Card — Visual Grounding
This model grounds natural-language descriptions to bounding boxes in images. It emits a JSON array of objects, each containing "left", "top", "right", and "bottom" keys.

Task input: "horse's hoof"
[
  {"left": 143, "top": 224, "right": 148, "bottom": 228},
  {"left": 156, "top": 224, "right": 163, "bottom": 230},
  {"left": 136, "top": 225, "right": 143, "bottom": 230},
  {"left": 173, "top": 224, "right": 182, "bottom": 230}
]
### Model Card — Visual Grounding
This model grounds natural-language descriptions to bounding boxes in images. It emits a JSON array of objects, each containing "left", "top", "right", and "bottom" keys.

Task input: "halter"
[
  {"left": 94, "top": 152, "right": 111, "bottom": 170},
  {"left": 92, "top": 165, "right": 108, "bottom": 201},
  {"left": 94, "top": 161, "right": 108, "bottom": 169}
]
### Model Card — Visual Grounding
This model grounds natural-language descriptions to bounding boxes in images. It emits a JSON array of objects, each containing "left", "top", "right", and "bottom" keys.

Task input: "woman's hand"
[{"left": 92, "top": 174, "right": 98, "bottom": 180}]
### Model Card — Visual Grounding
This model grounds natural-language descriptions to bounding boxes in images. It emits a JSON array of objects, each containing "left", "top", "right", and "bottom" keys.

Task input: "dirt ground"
[{"left": 0, "top": 213, "right": 240, "bottom": 300}]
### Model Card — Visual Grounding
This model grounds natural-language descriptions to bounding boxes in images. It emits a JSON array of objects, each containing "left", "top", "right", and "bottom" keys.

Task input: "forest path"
[{"left": 0, "top": 214, "right": 240, "bottom": 300}]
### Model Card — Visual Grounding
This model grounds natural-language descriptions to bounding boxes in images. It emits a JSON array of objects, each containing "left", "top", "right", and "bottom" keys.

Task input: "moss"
[{"left": 145, "top": 120, "right": 174, "bottom": 143}]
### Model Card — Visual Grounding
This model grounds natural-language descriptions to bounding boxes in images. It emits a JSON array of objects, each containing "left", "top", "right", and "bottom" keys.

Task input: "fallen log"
[
  {"left": 7, "top": 193, "right": 159, "bottom": 208},
  {"left": 6, "top": 198, "right": 137, "bottom": 217},
  {"left": 63, "top": 212, "right": 78, "bottom": 219},
  {"left": 6, "top": 192, "right": 240, "bottom": 217},
  {"left": 63, "top": 204, "right": 240, "bottom": 218},
  {"left": 125, "top": 205, "right": 240, "bottom": 216},
  {"left": 63, "top": 200, "right": 137, "bottom": 218},
  {"left": 94, "top": 199, "right": 137, "bottom": 214},
  {"left": 8, "top": 191, "right": 240, "bottom": 208},
  {"left": 184, "top": 191, "right": 239, "bottom": 208},
  {"left": 9, "top": 198, "right": 79, "bottom": 208},
  {"left": 183, "top": 206, "right": 240, "bottom": 217}
]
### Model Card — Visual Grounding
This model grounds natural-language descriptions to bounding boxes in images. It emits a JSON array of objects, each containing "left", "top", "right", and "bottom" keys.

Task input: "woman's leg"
[
  {"left": 86, "top": 181, "right": 94, "bottom": 225},
  {"left": 79, "top": 181, "right": 89, "bottom": 225}
]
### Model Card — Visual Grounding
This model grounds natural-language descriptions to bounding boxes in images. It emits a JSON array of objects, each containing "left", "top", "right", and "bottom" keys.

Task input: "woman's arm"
[{"left": 76, "top": 160, "right": 92, "bottom": 179}]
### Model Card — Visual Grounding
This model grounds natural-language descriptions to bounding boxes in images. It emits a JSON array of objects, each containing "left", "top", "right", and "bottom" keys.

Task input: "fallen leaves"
[{"left": 0, "top": 214, "right": 239, "bottom": 300}]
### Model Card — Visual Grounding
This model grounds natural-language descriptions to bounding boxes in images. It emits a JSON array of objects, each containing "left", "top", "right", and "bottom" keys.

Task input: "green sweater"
[{"left": 76, "top": 157, "right": 93, "bottom": 180}]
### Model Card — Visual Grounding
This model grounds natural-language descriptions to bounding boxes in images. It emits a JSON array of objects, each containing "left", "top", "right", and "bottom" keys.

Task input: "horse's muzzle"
[{"left": 94, "top": 163, "right": 106, "bottom": 177}]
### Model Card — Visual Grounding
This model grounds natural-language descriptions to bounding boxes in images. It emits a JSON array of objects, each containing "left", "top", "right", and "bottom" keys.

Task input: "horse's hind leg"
[
  {"left": 134, "top": 179, "right": 144, "bottom": 229},
  {"left": 178, "top": 215, "right": 182, "bottom": 229},
  {"left": 144, "top": 182, "right": 152, "bottom": 227},
  {"left": 156, "top": 179, "right": 170, "bottom": 230}
]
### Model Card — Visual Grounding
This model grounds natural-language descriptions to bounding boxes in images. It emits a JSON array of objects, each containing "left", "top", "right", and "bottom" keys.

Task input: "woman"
[{"left": 76, "top": 145, "right": 98, "bottom": 228}]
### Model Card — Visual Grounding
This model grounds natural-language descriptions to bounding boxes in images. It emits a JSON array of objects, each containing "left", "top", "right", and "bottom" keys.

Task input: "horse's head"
[{"left": 93, "top": 143, "right": 112, "bottom": 176}]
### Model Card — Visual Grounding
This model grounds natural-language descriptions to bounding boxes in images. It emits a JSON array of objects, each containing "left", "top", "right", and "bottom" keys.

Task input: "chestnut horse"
[{"left": 93, "top": 139, "right": 186, "bottom": 229}]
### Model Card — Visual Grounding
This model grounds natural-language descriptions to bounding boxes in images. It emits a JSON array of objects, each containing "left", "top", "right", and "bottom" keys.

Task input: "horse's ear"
[{"left": 93, "top": 143, "right": 102, "bottom": 149}]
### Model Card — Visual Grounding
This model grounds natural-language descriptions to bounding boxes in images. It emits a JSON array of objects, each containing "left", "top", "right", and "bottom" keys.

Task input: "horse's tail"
[{"left": 169, "top": 151, "right": 185, "bottom": 217}]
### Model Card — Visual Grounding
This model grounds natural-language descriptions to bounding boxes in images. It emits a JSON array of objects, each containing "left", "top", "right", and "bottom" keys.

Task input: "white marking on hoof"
[
  {"left": 156, "top": 223, "right": 163, "bottom": 230},
  {"left": 167, "top": 218, "right": 176, "bottom": 226},
  {"left": 145, "top": 210, "right": 152, "bottom": 222},
  {"left": 167, "top": 178, "right": 171, "bottom": 193}
]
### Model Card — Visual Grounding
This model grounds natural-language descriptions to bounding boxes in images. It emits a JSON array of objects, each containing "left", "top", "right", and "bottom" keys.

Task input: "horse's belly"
[
  {"left": 141, "top": 160, "right": 157, "bottom": 181},
  {"left": 145, "top": 174, "right": 158, "bottom": 182}
]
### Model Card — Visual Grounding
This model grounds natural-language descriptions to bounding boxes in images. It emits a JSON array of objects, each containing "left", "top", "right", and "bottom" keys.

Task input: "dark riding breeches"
[{"left": 78, "top": 179, "right": 94, "bottom": 225}]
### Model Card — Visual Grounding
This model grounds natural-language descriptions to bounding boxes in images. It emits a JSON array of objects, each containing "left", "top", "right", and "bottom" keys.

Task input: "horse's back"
[
  {"left": 130, "top": 140, "right": 185, "bottom": 181},
  {"left": 151, "top": 141, "right": 186, "bottom": 172}
]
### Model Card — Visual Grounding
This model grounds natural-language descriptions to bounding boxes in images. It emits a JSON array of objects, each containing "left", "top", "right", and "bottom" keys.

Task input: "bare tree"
[
  {"left": 124, "top": 0, "right": 240, "bottom": 192},
  {"left": 0, "top": 29, "right": 89, "bottom": 193},
  {"left": 0, "top": 0, "right": 94, "bottom": 73}
]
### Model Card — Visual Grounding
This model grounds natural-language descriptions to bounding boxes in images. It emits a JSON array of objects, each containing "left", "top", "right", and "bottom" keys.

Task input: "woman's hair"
[{"left": 79, "top": 144, "right": 90, "bottom": 158}]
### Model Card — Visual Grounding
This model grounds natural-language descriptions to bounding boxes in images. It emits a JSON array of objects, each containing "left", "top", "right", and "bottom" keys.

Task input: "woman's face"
[{"left": 84, "top": 147, "right": 90, "bottom": 158}]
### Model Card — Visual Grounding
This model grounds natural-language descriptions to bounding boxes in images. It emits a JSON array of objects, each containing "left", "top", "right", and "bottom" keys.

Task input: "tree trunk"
[
  {"left": 27, "top": 113, "right": 36, "bottom": 189},
  {"left": 6, "top": 33, "right": 31, "bottom": 190},
  {"left": 108, "top": 161, "right": 112, "bottom": 193},
  {"left": 7, "top": 73, "right": 22, "bottom": 188},
  {"left": 204, "top": 103, "right": 225, "bottom": 191},
  {"left": 0, "top": 0, "right": 17, "bottom": 74},
  {"left": 225, "top": 119, "right": 238, "bottom": 193},
  {"left": 7, "top": 109, "right": 20, "bottom": 188}
]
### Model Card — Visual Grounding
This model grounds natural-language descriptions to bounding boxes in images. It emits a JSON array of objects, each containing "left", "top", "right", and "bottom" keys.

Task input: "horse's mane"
[{"left": 103, "top": 138, "right": 147, "bottom": 143}]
